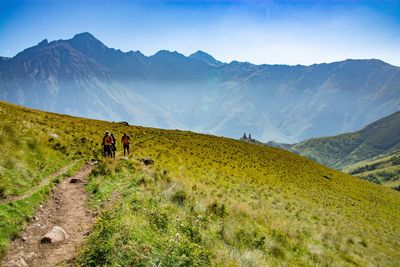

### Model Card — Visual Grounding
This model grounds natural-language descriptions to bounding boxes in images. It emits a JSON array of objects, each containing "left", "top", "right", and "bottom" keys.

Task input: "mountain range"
[{"left": 1, "top": 32, "right": 400, "bottom": 142}]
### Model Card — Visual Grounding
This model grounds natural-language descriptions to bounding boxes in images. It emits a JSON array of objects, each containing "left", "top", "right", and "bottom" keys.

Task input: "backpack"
[
  {"left": 122, "top": 135, "right": 130, "bottom": 145},
  {"left": 103, "top": 135, "right": 112, "bottom": 145}
]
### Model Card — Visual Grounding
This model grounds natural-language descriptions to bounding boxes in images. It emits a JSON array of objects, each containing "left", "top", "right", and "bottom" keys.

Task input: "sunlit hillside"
[
  {"left": 343, "top": 150, "right": 400, "bottom": 187},
  {"left": 0, "top": 101, "right": 399, "bottom": 266}
]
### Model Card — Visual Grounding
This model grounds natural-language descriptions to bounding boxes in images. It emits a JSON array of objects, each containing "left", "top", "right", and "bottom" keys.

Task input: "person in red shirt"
[{"left": 121, "top": 133, "right": 131, "bottom": 156}]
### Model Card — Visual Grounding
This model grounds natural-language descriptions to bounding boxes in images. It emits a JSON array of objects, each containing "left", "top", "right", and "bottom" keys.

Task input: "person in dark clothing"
[
  {"left": 111, "top": 133, "right": 116, "bottom": 159},
  {"left": 102, "top": 131, "right": 112, "bottom": 158},
  {"left": 121, "top": 133, "right": 131, "bottom": 156}
]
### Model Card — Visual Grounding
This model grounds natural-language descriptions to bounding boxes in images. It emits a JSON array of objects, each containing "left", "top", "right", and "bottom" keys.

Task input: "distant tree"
[
  {"left": 243, "top": 133, "right": 247, "bottom": 139},
  {"left": 249, "top": 134, "right": 252, "bottom": 140}
]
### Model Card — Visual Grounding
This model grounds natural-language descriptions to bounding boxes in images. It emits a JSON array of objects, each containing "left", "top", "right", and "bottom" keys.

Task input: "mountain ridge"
[
  {"left": 290, "top": 110, "right": 400, "bottom": 168},
  {"left": 1, "top": 32, "right": 400, "bottom": 142},
  {"left": 263, "top": 110, "right": 400, "bottom": 186}
]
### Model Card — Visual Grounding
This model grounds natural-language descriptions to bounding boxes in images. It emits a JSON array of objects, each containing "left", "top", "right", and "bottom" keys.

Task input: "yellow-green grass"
[
  {"left": 355, "top": 165, "right": 399, "bottom": 176},
  {"left": 343, "top": 151, "right": 400, "bottom": 172},
  {"left": 383, "top": 179, "right": 400, "bottom": 188},
  {"left": 1, "top": 101, "right": 400, "bottom": 266},
  {"left": 344, "top": 151, "right": 400, "bottom": 185}
]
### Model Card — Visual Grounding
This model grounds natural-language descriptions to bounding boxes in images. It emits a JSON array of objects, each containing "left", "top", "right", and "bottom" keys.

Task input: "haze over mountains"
[{"left": 1, "top": 32, "right": 400, "bottom": 142}]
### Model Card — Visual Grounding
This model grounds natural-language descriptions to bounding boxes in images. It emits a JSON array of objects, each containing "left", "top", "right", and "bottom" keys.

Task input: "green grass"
[
  {"left": 0, "top": 185, "right": 51, "bottom": 257},
  {"left": 0, "top": 160, "right": 83, "bottom": 258},
  {"left": 1, "top": 101, "right": 400, "bottom": 266},
  {"left": 289, "top": 111, "right": 400, "bottom": 169},
  {"left": 344, "top": 150, "right": 400, "bottom": 185}
]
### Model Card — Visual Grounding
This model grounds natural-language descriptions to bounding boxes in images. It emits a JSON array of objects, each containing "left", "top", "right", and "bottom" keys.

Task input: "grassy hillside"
[
  {"left": 0, "top": 101, "right": 400, "bottom": 266},
  {"left": 343, "top": 150, "right": 400, "bottom": 187},
  {"left": 286, "top": 110, "right": 400, "bottom": 170}
]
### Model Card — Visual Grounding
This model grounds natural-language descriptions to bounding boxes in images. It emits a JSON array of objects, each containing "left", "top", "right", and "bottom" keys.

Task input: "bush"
[
  {"left": 269, "top": 245, "right": 286, "bottom": 259},
  {"left": 172, "top": 190, "right": 187, "bottom": 205},
  {"left": 77, "top": 211, "right": 121, "bottom": 266},
  {"left": 161, "top": 238, "right": 211, "bottom": 266},
  {"left": 91, "top": 161, "right": 110, "bottom": 176},
  {"left": 179, "top": 221, "right": 202, "bottom": 243},
  {"left": 234, "top": 229, "right": 266, "bottom": 249},
  {"left": 207, "top": 201, "right": 227, "bottom": 218},
  {"left": 148, "top": 210, "right": 169, "bottom": 231},
  {"left": 0, "top": 185, "right": 5, "bottom": 198}
]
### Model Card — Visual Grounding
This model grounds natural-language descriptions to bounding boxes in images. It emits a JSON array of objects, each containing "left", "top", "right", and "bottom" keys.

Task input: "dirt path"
[
  {"left": 0, "top": 162, "right": 76, "bottom": 205},
  {"left": 2, "top": 163, "right": 94, "bottom": 267}
]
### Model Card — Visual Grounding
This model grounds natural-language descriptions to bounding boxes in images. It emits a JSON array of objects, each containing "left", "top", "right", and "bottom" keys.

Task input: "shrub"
[
  {"left": 161, "top": 238, "right": 211, "bottom": 266},
  {"left": 91, "top": 161, "right": 110, "bottom": 176},
  {"left": 179, "top": 221, "right": 202, "bottom": 243},
  {"left": 234, "top": 229, "right": 266, "bottom": 249},
  {"left": 268, "top": 245, "right": 286, "bottom": 259},
  {"left": 148, "top": 210, "right": 169, "bottom": 231},
  {"left": 76, "top": 211, "right": 121, "bottom": 266},
  {"left": 171, "top": 190, "right": 187, "bottom": 205},
  {"left": 207, "top": 201, "right": 227, "bottom": 218},
  {"left": 137, "top": 173, "right": 152, "bottom": 185},
  {"left": 0, "top": 185, "right": 5, "bottom": 198}
]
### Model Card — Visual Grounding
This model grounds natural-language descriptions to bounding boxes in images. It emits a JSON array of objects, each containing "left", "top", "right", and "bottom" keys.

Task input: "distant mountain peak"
[
  {"left": 70, "top": 32, "right": 106, "bottom": 47},
  {"left": 72, "top": 32, "right": 97, "bottom": 41},
  {"left": 38, "top": 39, "right": 48, "bottom": 46},
  {"left": 154, "top": 50, "right": 181, "bottom": 56},
  {"left": 190, "top": 50, "right": 211, "bottom": 57},
  {"left": 151, "top": 50, "right": 187, "bottom": 60},
  {"left": 189, "top": 50, "right": 223, "bottom": 66},
  {"left": 69, "top": 32, "right": 107, "bottom": 56}
]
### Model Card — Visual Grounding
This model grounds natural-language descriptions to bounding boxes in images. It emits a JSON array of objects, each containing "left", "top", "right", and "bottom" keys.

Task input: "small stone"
[
  {"left": 49, "top": 133, "right": 59, "bottom": 139},
  {"left": 142, "top": 157, "right": 154, "bottom": 166},
  {"left": 40, "top": 226, "right": 69, "bottom": 244},
  {"left": 21, "top": 237, "right": 27, "bottom": 242},
  {"left": 70, "top": 178, "right": 83, "bottom": 183}
]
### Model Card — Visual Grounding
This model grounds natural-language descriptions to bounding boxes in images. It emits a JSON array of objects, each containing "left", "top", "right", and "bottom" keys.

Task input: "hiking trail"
[
  {"left": 2, "top": 163, "right": 94, "bottom": 267},
  {"left": 0, "top": 162, "right": 76, "bottom": 205}
]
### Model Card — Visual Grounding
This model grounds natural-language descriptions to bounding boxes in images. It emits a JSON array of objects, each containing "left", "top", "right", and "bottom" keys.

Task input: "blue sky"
[{"left": 1, "top": 0, "right": 400, "bottom": 66}]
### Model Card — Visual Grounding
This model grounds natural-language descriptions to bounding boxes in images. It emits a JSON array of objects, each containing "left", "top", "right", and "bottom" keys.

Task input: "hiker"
[
  {"left": 121, "top": 133, "right": 131, "bottom": 156},
  {"left": 111, "top": 133, "right": 117, "bottom": 159},
  {"left": 102, "top": 131, "right": 113, "bottom": 158}
]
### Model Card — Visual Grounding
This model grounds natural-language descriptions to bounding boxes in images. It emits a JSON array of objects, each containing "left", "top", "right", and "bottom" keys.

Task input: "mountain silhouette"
[{"left": 1, "top": 32, "right": 400, "bottom": 142}]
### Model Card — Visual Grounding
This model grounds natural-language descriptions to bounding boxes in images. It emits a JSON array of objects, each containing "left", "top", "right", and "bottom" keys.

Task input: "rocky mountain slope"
[{"left": 1, "top": 32, "right": 400, "bottom": 142}]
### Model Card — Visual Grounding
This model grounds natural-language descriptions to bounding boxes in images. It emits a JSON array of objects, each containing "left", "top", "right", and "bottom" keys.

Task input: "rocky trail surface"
[{"left": 2, "top": 163, "right": 94, "bottom": 267}]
